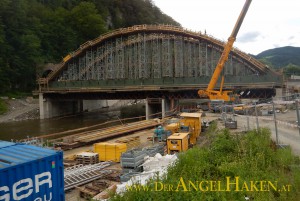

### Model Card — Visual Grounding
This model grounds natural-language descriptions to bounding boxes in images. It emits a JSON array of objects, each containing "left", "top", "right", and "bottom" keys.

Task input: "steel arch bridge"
[{"left": 38, "top": 24, "right": 282, "bottom": 99}]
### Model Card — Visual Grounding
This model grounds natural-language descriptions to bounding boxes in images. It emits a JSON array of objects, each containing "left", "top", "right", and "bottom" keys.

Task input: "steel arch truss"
[{"left": 56, "top": 33, "right": 258, "bottom": 82}]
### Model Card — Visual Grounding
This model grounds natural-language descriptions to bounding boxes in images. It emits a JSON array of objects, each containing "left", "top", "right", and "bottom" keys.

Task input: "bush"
[
  {"left": 111, "top": 128, "right": 300, "bottom": 201},
  {"left": 0, "top": 99, "right": 8, "bottom": 114}
]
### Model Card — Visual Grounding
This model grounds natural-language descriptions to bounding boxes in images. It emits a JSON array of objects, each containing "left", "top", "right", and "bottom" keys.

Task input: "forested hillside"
[
  {"left": 255, "top": 46, "right": 300, "bottom": 77},
  {"left": 0, "top": 0, "right": 179, "bottom": 93}
]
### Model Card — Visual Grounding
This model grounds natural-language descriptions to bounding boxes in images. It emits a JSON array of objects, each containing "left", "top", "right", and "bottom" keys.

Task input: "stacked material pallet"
[
  {"left": 119, "top": 145, "right": 166, "bottom": 182},
  {"left": 121, "top": 149, "right": 146, "bottom": 174},
  {"left": 120, "top": 172, "right": 141, "bottom": 182},
  {"left": 115, "top": 136, "right": 140, "bottom": 150},
  {"left": 63, "top": 159, "right": 78, "bottom": 168},
  {"left": 225, "top": 119, "right": 237, "bottom": 129},
  {"left": 122, "top": 166, "right": 143, "bottom": 174},
  {"left": 54, "top": 141, "right": 80, "bottom": 150},
  {"left": 75, "top": 152, "right": 99, "bottom": 165},
  {"left": 144, "top": 144, "right": 165, "bottom": 157},
  {"left": 93, "top": 184, "right": 117, "bottom": 200},
  {"left": 78, "top": 180, "right": 109, "bottom": 199},
  {"left": 94, "top": 143, "right": 127, "bottom": 162}
]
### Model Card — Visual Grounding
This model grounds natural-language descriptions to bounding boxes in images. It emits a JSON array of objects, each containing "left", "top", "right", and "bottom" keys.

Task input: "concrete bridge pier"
[
  {"left": 82, "top": 100, "right": 108, "bottom": 112},
  {"left": 145, "top": 98, "right": 178, "bottom": 120},
  {"left": 39, "top": 93, "right": 83, "bottom": 119},
  {"left": 39, "top": 93, "right": 116, "bottom": 119}
]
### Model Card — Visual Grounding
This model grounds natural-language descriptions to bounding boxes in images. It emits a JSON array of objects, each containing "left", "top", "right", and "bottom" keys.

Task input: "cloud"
[
  {"left": 237, "top": 31, "right": 261, "bottom": 43},
  {"left": 288, "top": 36, "right": 295, "bottom": 40}
]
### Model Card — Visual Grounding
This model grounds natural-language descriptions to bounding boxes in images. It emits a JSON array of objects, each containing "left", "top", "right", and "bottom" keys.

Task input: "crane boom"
[{"left": 198, "top": 0, "right": 252, "bottom": 101}]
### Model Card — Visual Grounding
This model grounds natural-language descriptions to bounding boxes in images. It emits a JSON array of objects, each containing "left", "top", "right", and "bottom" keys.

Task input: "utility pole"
[
  {"left": 272, "top": 97, "right": 279, "bottom": 144},
  {"left": 246, "top": 107, "right": 250, "bottom": 131},
  {"left": 295, "top": 100, "right": 300, "bottom": 136},
  {"left": 255, "top": 102, "right": 259, "bottom": 130},
  {"left": 232, "top": 104, "right": 235, "bottom": 121},
  {"left": 224, "top": 104, "right": 227, "bottom": 122}
]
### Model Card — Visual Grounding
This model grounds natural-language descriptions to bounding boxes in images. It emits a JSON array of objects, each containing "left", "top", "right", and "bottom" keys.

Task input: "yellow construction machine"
[
  {"left": 165, "top": 112, "right": 202, "bottom": 153},
  {"left": 198, "top": 0, "right": 252, "bottom": 102},
  {"left": 167, "top": 132, "right": 190, "bottom": 154}
]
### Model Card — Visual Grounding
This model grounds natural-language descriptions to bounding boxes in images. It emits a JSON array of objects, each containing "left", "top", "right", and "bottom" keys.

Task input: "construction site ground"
[
  {"left": 64, "top": 112, "right": 222, "bottom": 200},
  {"left": 64, "top": 127, "right": 164, "bottom": 200},
  {"left": 64, "top": 110, "right": 300, "bottom": 200}
]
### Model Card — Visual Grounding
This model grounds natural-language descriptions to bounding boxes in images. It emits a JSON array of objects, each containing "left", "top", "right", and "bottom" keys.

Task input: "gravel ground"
[
  {"left": 63, "top": 128, "right": 156, "bottom": 201},
  {"left": 0, "top": 98, "right": 39, "bottom": 123}
]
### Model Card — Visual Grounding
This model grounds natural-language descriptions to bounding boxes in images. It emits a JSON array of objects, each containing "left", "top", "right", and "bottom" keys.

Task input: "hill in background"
[
  {"left": 0, "top": 0, "right": 180, "bottom": 94},
  {"left": 254, "top": 46, "right": 300, "bottom": 77},
  {"left": 1, "top": 0, "right": 299, "bottom": 93}
]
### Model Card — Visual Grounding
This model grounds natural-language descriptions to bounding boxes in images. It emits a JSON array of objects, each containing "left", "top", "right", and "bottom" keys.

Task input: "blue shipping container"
[{"left": 0, "top": 141, "right": 64, "bottom": 201}]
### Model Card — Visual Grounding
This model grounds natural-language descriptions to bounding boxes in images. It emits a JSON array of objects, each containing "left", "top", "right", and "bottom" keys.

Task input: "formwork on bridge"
[{"left": 37, "top": 25, "right": 281, "bottom": 94}]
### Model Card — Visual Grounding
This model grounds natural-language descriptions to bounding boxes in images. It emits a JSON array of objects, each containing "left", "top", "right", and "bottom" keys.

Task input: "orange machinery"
[{"left": 198, "top": 0, "right": 252, "bottom": 102}]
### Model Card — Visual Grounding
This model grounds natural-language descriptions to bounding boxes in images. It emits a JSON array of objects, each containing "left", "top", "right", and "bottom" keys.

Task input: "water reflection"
[{"left": 0, "top": 112, "right": 113, "bottom": 141}]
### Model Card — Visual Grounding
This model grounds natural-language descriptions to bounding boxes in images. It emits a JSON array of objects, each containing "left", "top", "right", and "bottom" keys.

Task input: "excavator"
[{"left": 198, "top": 0, "right": 252, "bottom": 102}]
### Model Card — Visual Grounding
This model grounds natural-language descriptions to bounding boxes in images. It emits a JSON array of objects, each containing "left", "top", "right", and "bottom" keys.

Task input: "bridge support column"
[
  {"left": 275, "top": 88, "right": 283, "bottom": 99},
  {"left": 162, "top": 99, "right": 165, "bottom": 118},
  {"left": 39, "top": 93, "right": 83, "bottom": 119},
  {"left": 170, "top": 98, "right": 179, "bottom": 112},
  {"left": 161, "top": 98, "right": 170, "bottom": 118},
  {"left": 145, "top": 98, "right": 178, "bottom": 120},
  {"left": 39, "top": 93, "right": 46, "bottom": 119},
  {"left": 145, "top": 99, "right": 151, "bottom": 120},
  {"left": 162, "top": 98, "right": 179, "bottom": 118},
  {"left": 145, "top": 98, "right": 161, "bottom": 120}
]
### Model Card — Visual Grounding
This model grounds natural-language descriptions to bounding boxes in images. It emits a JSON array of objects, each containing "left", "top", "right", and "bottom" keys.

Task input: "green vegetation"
[
  {"left": 283, "top": 64, "right": 300, "bottom": 77},
  {"left": 0, "top": 99, "right": 8, "bottom": 114},
  {"left": 0, "top": 0, "right": 179, "bottom": 94},
  {"left": 112, "top": 127, "right": 300, "bottom": 201},
  {"left": 255, "top": 46, "right": 300, "bottom": 70}
]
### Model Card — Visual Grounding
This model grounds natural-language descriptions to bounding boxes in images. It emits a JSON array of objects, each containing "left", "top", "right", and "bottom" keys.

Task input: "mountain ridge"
[{"left": 254, "top": 46, "right": 300, "bottom": 69}]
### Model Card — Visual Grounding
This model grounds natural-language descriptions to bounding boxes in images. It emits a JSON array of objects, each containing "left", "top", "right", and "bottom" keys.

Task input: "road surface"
[{"left": 236, "top": 114, "right": 300, "bottom": 155}]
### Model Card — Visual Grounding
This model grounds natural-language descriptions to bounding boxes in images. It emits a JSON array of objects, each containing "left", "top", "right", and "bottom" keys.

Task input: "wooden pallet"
[
  {"left": 75, "top": 152, "right": 99, "bottom": 165},
  {"left": 115, "top": 136, "right": 141, "bottom": 150}
]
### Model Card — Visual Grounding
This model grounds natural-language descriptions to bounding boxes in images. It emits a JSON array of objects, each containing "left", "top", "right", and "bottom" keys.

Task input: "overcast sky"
[{"left": 152, "top": 0, "right": 300, "bottom": 55}]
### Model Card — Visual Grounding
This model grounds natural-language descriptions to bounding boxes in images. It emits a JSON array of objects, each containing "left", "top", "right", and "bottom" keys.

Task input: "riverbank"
[{"left": 0, "top": 98, "right": 39, "bottom": 123}]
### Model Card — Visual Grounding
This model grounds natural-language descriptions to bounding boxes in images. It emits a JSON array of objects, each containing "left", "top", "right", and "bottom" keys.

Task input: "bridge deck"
[{"left": 37, "top": 25, "right": 282, "bottom": 100}]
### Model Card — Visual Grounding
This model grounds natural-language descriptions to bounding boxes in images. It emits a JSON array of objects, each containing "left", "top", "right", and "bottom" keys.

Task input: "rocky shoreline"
[{"left": 0, "top": 98, "right": 39, "bottom": 123}]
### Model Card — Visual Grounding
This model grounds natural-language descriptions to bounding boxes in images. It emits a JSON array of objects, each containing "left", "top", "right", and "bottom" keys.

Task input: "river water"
[{"left": 0, "top": 112, "right": 114, "bottom": 141}]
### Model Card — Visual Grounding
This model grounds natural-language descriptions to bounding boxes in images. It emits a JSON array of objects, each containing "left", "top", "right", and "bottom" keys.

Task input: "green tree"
[
  {"left": 283, "top": 64, "right": 300, "bottom": 77},
  {"left": 69, "top": 2, "right": 107, "bottom": 44},
  {"left": 38, "top": 7, "right": 77, "bottom": 61},
  {"left": 0, "top": 0, "right": 180, "bottom": 94},
  {"left": 0, "top": 19, "right": 10, "bottom": 93}
]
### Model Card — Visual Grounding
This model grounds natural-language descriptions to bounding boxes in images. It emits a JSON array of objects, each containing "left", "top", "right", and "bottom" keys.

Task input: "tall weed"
[{"left": 111, "top": 128, "right": 300, "bottom": 201}]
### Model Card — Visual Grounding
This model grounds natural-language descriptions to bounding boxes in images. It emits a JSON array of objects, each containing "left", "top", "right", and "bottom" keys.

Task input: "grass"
[
  {"left": 0, "top": 99, "right": 8, "bottom": 114},
  {"left": 111, "top": 127, "right": 300, "bottom": 201}
]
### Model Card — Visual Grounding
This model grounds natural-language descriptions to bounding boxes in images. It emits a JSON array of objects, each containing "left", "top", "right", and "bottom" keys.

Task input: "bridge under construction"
[{"left": 36, "top": 25, "right": 282, "bottom": 119}]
